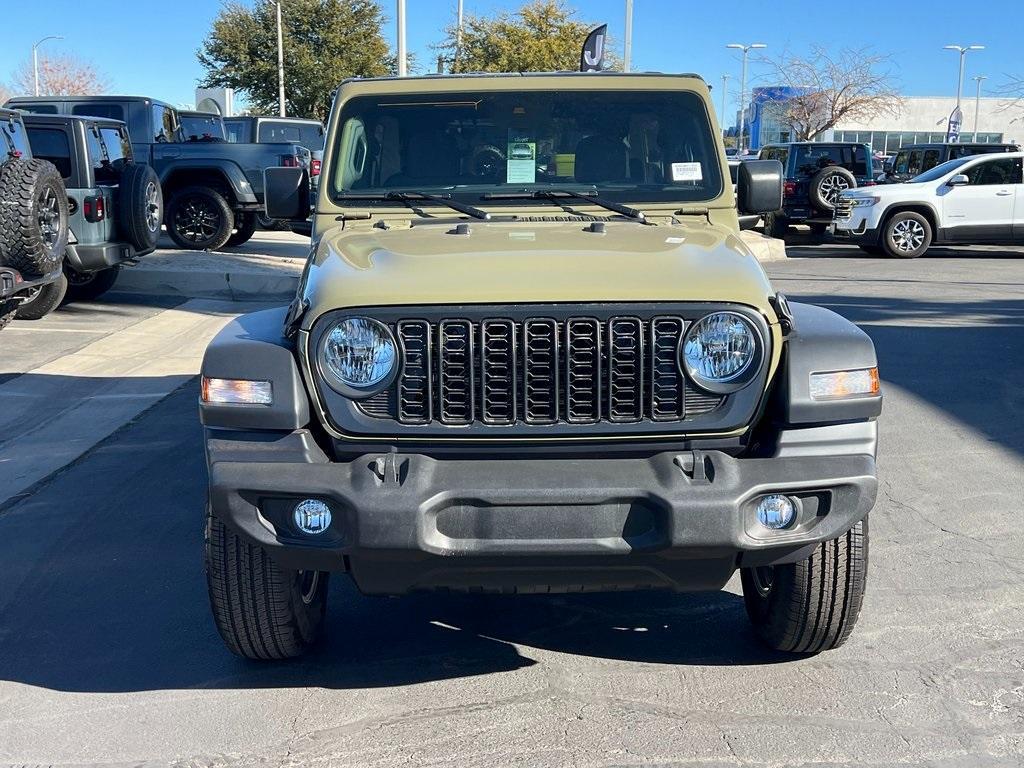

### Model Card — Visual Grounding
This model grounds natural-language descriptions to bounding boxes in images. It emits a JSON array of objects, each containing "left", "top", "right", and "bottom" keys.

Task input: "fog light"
[
  {"left": 293, "top": 499, "right": 331, "bottom": 535},
  {"left": 756, "top": 494, "right": 796, "bottom": 529}
]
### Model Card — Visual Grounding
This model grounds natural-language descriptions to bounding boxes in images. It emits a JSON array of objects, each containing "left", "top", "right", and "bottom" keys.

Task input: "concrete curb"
[
  {"left": 740, "top": 229, "right": 788, "bottom": 262},
  {"left": 114, "top": 265, "right": 299, "bottom": 302}
]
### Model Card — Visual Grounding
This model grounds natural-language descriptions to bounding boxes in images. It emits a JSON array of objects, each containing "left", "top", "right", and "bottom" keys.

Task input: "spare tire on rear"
[
  {"left": 118, "top": 163, "right": 163, "bottom": 253},
  {"left": 809, "top": 166, "right": 856, "bottom": 212},
  {"left": 0, "top": 158, "right": 69, "bottom": 278}
]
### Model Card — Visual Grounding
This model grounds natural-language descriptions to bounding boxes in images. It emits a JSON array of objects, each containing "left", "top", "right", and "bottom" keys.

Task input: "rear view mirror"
[
  {"left": 736, "top": 159, "right": 783, "bottom": 215},
  {"left": 264, "top": 167, "right": 310, "bottom": 220},
  {"left": 948, "top": 174, "right": 969, "bottom": 187}
]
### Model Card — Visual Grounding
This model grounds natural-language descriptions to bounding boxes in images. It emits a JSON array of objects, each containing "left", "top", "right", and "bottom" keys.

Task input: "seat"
[{"left": 574, "top": 135, "right": 629, "bottom": 184}]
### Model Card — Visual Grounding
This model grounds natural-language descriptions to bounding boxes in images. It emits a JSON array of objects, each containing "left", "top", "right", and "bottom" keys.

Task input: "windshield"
[
  {"left": 910, "top": 155, "right": 973, "bottom": 183},
  {"left": 181, "top": 114, "right": 225, "bottom": 141},
  {"left": 257, "top": 120, "right": 325, "bottom": 150},
  {"left": 329, "top": 89, "right": 723, "bottom": 207}
]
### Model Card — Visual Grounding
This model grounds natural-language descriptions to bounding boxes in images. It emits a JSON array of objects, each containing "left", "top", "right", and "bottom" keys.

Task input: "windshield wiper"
[
  {"left": 480, "top": 189, "right": 650, "bottom": 223},
  {"left": 336, "top": 191, "right": 490, "bottom": 220}
]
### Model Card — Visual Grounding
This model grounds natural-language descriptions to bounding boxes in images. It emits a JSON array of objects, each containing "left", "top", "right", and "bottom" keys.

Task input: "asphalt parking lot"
[{"left": 0, "top": 233, "right": 1022, "bottom": 767}]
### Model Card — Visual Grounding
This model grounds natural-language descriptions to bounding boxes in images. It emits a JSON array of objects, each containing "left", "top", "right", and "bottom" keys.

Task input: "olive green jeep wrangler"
[{"left": 199, "top": 73, "right": 882, "bottom": 660}]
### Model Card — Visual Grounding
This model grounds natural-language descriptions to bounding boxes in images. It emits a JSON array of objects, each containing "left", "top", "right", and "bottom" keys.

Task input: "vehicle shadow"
[
  {"left": 0, "top": 382, "right": 787, "bottom": 696},
  {"left": 772, "top": 226, "right": 1024, "bottom": 259}
]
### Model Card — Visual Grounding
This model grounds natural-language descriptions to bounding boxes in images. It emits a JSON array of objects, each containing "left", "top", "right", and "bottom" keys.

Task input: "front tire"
[
  {"left": 741, "top": 517, "right": 868, "bottom": 654},
  {"left": 165, "top": 186, "right": 234, "bottom": 251},
  {"left": 205, "top": 509, "right": 329, "bottom": 660},
  {"left": 64, "top": 265, "right": 120, "bottom": 303},
  {"left": 881, "top": 211, "right": 932, "bottom": 258}
]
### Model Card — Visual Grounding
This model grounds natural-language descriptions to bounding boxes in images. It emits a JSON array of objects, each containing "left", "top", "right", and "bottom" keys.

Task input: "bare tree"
[
  {"left": 9, "top": 54, "right": 109, "bottom": 96},
  {"left": 757, "top": 47, "right": 899, "bottom": 141},
  {"left": 0, "top": 83, "right": 11, "bottom": 105}
]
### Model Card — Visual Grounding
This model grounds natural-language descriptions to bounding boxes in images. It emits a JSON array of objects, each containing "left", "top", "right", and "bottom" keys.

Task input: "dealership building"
[{"left": 744, "top": 86, "right": 1022, "bottom": 153}]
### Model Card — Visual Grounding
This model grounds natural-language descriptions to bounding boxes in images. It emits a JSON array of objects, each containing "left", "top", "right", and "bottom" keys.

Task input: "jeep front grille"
[{"left": 366, "top": 314, "right": 722, "bottom": 428}]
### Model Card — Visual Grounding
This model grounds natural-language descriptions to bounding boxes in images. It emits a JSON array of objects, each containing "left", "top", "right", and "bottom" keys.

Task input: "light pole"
[
  {"left": 727, "top": 43, "right": 766, "bottom": 153},
  {"left": 396, "top": 0, "right": 407, "bottom": 77},
  {"left": 624, "top": 0, "right": 634, "bottom": 73},
  {"left": 972, "top": 75, "right": 987, "bottom": 137},
  {"left": 276, "top": 3, "right": 286, "bottom": 116},
  {"left": 32, "top": 35, "right": 64, "bottom": 96},
  {"left": 944, "top": 44, "right": 984, "bottom": 109},
  {"left": 720, "top": 74, "right": 730, "bottom": 137}
]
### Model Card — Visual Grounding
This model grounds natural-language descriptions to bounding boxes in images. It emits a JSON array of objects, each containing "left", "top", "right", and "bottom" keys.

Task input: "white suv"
[{"left": 832, "top": 151, "right": 1024, "bottom": 257}]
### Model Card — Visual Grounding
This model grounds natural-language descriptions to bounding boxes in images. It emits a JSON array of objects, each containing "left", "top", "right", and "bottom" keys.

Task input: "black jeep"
[
  {"left": 22, "top": 114, "right": 164, "bottom": 302},
  {"left": 1, "top": 108, "right": 69, "bottom": 328},
  {"left": 758, "top": 142, "right": 874, "bottom": 237}
]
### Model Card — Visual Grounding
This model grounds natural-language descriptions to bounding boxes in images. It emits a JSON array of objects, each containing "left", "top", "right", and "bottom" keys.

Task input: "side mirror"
[
  {"left": 947, "top": 173, "right": 969, "bottom": 187},
  {"left": 264, "top": 166, "right": 310, "bottom": 220},
  {"left": 736, "top": 159, "right": 783, "bottom": 215},
  {"left": 883, "top": 160, "right": 894, "bottom": 174}
]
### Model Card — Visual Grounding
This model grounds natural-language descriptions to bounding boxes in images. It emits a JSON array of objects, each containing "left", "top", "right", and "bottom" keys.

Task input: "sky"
[{"left": 1, "top": 0, "right": 1021, "bottom": 114}]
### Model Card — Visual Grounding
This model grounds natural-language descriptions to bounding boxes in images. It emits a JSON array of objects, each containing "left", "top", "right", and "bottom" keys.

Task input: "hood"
[{"left": 300, "top": 219, "right": 777, "bottom": 328}]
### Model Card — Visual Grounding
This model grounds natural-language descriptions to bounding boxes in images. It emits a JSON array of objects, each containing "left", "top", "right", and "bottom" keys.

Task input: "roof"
[
  {"left": 224, "top": 115, "right": 322, "bottom": 124},
  {"left": 6, "top": 95, "right": 174, "bottom": 108},
  {"left": 339, "top": 70, "right": 704, "bottom": 87}
]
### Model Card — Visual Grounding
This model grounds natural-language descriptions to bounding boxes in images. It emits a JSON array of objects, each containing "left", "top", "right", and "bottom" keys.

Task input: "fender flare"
[{"left": 159, "top": 160, "right": 258, "bottom": 204}]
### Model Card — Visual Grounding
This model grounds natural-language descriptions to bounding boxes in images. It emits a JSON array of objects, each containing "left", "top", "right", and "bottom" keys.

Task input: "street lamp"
[
  {"left": 944, "top": 44, "right": 984, "bottom": 109},
  {"left": 32, "top": 35, "right": 64, "bottom": 97},
  {"left": 727, "top": 43, "right": 766, "bottom": 153},
  {"left": 276, "top": 3, "right": 285, "bottom": 116},
  {"left": 972, "top": 75, "right": 988, "bottom": 137},
  {"left": 720, "top": 74, "right": 730, "bottom": 137},
  {"left": 396, "top": 0, "right": 407, "bottom": 76},
  {"left": 624, "top": 0, "right": 634, "bottom": 73}
]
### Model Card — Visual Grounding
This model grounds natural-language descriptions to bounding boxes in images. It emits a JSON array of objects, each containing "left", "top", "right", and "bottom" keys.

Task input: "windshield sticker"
[
  {"left": 671, "top": 162, "right": 703, "bottom": 182},
  {"left": 506, "top": 132, "right": 537, "bottom": 184}
]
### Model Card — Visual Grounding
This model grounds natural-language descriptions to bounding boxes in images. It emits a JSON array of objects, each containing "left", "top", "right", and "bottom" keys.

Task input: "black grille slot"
[
  {"left": 650, "top": 317, "right": 685, "bottom": 421},
  {"left": 523, "top": 319, "right": 559, "bottom": 424},
  {"left": 397, "top": 320, "right": 432, "bottom": 424},
  {"left": 565, "top": 318, "right": 601, "bottom": 423},
  {"left": 438, "top": 320, "right": 474, "bottom": 424},
  {"left": 481, "top": 320, "right": 517, "bottom": 425},
  {"left": 607, "top": 317, "right": 644, "bottom": 422}
]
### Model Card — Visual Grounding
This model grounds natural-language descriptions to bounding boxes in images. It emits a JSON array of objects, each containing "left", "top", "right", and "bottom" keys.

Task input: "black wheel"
[
  {"left": 0, "top": 301, "right": 16, "bottom": 331},
  {"left": 205, "top": 508, "right": 329, "bottom": 660},
  {"left": 15, "top": 271, "right": 68, "bottom": 320},
  {"left": 165, "top": 186, "right": 234, "bottom": 250},
  {"left": 256, "top": 211, "right": 289, "bottom": 231},
  {"left": 763, "top": 210, "right": 789, "bottom": 238},
  {"left": 225, "top": 212, "right": 257, "bottom": 247},
  {"left": 0, "top": 158, "right": 69, "bottom": 278},
  {"left": 64, "top": 264, "right": 120, "bottom": 303},
  {"left": 809, "top": 166, "right": 857, "bottom": 212},
  {"left": 881, "top": 211, "right": 932, "bottom": 258},
  {"left": 118, "top": 163, "right": 163, "bottom": 252},
  {"left": 808, "top": 222, "right": 828, "bottom": 236},
  {"left": 858, "top": 244, "right": 885, "bottom": 255},
  {"left": 742, "top": 517, "right": 868, "bottom": 654}
]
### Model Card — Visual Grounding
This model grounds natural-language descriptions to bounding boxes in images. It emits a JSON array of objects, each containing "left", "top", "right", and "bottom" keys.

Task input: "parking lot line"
[{"left": 0, "top": 298, "right": 243, "bottom": 507}]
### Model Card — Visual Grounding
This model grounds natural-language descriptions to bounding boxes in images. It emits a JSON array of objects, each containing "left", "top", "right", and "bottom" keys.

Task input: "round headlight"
[
  {"left": 682, "top": 312, "right": 759, "bottom": 393},
  {"left": 319, "top": 317, "right": 398, "bottom": 396}
]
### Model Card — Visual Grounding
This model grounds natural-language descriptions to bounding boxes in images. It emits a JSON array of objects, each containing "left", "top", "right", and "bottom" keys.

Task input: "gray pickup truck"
[{"left": 5, "top": 96, "right": 308, "bottom": 250}]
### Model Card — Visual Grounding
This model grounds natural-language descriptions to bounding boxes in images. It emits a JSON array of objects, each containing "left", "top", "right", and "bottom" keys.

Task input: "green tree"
[
  {"left": 198, "top": 0, "right": 393, "bottom": 122},
  {"left": 438, "top": 0, "right": 618, "bottom": 74}
]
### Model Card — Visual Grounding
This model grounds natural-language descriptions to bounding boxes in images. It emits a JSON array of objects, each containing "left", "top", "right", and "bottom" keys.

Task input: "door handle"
[{"left": 996, "top": 190, "right": 1013, "bottom": 196}]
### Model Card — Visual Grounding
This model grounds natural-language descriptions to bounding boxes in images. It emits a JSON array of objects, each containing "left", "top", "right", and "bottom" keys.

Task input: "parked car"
[
  {"left": 22, "top": 113, "right": 164, "bottom": 301},
  {"left": 757, "top": 142, "right": 874, "bottom": 237},
  {"left": 883, "top": 142, "right": 1020, "bottom": 184},
  {"left": 0, "top": 107, "right": 69, "bottom": 327},
  {"left": 179, "top": 110, "right": 226, "bottom": 142},
  {"left": 198, "top": 72, "right": 881, "bottom": 660},
  {"left": 833, "top": 151, "right": 1024, "bottom": 258},
  {"left": 5, "top": 96, "right": 308, "bottom": 250},
  {"left": 224, "top": 115, "right": 324, "bottom": 229}
]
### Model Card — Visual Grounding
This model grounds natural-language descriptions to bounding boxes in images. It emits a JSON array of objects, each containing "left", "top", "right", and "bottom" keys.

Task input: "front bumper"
[{"left": 207, "top": 428, "right": 877, "bottom": 595}]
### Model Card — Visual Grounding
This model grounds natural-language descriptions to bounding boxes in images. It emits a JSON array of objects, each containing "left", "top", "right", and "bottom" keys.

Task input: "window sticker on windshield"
[
  {"left": 507, "top": 132, "right": 536, "bottom": 184},
  {"left": 671, "top": 162, "right": 703, "bottom": 182}
]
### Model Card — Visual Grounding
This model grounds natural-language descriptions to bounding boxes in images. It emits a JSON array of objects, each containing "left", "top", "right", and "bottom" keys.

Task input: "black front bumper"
[
  {"left": 831, "top": 223, "right": 881, "bottom": 246},
  {"left": 207, "top": 428, "right": 877, "bottom": 595}
]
